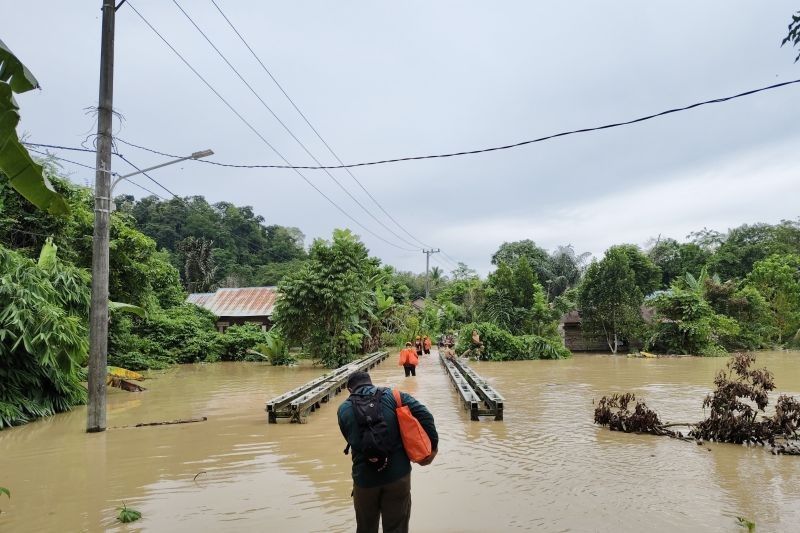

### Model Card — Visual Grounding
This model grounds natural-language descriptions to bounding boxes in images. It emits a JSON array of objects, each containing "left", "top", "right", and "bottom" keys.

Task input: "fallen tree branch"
[{"left": 112, "top": 417, "right": 207, "bottom": 429}]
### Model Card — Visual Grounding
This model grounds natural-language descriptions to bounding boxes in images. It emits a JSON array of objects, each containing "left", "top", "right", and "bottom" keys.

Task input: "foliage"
[
  {"left": 745, "top": 254, "right": 800, "bottom": 343},
  {"left": 648, "top": 238, "right": 710, "bottom": 289},
  {"left": 0, "top": 486, "right": 8, "bottom": 514},
  {"left": 578, "top": 248, "right": 644, "bottom": 353},
  {"left": 218, "top": 324, "right": 271, "bottom": 361},
  {"left": 0, "top": 39, "right": 69, "bottom": 215},
  {"left": 124, "top": 195, "right": 306, "bottom": 289},
  {"left": 109, "top": 305, "right": 222, "bottom": 369},
  {"left": 736, "top": 517, "right": 756, "bottom": 532},
  {"left": 116, "top": 503, "right": 142, "bottom": 524},
  {"left": 251, "top": 329, "right": 295, "bottom": 365},
  {"left": 607, "top": 244, "right": 661, "bottom": 297},
  {"left": 544, "top": 245, "right": 590, "bottom": 299},
  {"left": 782, "top": 10, "right": 800, "bottom": 61},
  {"left": 706, "top": 221, "right": 800, "bottom": 281},
  {"left": 450, "top": 262, "right": 479, "bottom": 281},
  {"left": 491, "top": 240, "right": 588, "bottom": 300},
  {"left": 595, "top": 354, "right": 800, "bottom": 454},
  {"left": 273, "top": 229, "right": 374, "bottom": 367},
  {"left": 253, "top": 258, "right": 307, "bottom": 286},
  {"left": 646, "top": 288, "right": 738, "bottom": 356},
  {"left": 178, "top": 236, "right": 217, "bottom": 293},
  {"left": 0, "top": 245, "right": 88, "bottom": 428},
  {"left": 594, "top": 393, "right": 680, "bottom": 437},
  {"left": 485, "top": 258, "right": 559, "bottom": 338},
  {"left": 690, "top": 353, "right": 800, "bottom": 447},
  {"left": 455, "top": 322, "right": 570, "bottom": 361}
]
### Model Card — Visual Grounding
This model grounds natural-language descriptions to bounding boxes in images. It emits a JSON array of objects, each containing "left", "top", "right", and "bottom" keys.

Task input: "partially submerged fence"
[{"left": 266, "top": 351, "right": 390, "bottom": 423}]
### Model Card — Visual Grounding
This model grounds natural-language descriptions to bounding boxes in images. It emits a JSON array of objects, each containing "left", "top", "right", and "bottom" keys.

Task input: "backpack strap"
[{"left": 392, "top": 388, "right": 402, "bottom": 407}]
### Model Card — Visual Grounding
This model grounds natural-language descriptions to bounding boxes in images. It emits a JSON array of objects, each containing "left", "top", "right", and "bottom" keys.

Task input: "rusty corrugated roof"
[{"left": 187, "top": 286, "right": 278, "bottom": 317}]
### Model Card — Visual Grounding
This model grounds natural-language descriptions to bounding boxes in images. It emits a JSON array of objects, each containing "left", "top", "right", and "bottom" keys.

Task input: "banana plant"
[{"left": 0, "top": 39, "right": 68, "bottom": 215}]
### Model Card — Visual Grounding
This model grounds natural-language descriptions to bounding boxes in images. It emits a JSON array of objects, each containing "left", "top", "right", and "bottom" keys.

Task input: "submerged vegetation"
[{"left": 594, "top": 353, "right": 800, "bottom": 455}]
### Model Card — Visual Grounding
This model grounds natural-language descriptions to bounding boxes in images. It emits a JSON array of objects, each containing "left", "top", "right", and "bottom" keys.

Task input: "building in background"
[{"left": 187, "top": 286, "right": 278, "bottom": 332}]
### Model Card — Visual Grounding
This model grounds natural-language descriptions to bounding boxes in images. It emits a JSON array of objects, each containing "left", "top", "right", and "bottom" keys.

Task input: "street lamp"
[
  {"left": 87, "top": 147, "right": 213, "bottom": 433},
  {"left": 111, "top": 149, "right": 214, "bottom": 196}
]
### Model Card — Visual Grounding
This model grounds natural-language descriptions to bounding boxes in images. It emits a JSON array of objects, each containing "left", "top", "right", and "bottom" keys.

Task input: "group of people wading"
[{"left": 397, "top": 336, "right": 431, "bottom": 377}]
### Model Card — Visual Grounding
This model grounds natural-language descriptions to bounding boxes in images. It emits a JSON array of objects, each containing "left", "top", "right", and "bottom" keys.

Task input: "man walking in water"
[
  {"left": 398, "top": 342, "right": 419, "bottom": 377},
  {"left": 338, "top": 371, "right": 438, "bottom": 533}
]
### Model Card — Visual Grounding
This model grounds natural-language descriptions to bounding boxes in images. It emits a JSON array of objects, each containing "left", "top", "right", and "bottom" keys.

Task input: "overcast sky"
[{"left": 5, "top": 1, "right": 800, "bottom": 276}]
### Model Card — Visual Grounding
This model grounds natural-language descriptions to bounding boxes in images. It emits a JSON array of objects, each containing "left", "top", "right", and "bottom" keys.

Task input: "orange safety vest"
[
  {"left": 398, "top": 348, "right": 419, "bottom": 366},
  {"left": 423, "top": 337, "right": 432, "bottom": 350}
]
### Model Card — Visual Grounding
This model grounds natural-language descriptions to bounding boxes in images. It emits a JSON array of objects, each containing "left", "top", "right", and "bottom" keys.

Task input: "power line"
[
  {"left": 172, "top": 0, "right": 421, "bottom": 251},
  {"left": 114, "top": 151, "right": 180, "bottom": 198},
  {"left": 124, "top": 0, "right": 417, "bottom": 253},
  {"left": 208, "top": 0, "right": 433, "bottom": 250},
  {"left": 26, "top": 147, "right": 98, "bottom": 172},
  {"left": 113, "top": 77, "right": 800, "bottom": 171},
  {"left": 25, "top": 143, "right": 169, "bottom": 199}
]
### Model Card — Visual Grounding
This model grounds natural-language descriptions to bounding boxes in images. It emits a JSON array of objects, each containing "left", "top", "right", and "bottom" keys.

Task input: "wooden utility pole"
[
  {"left": 423, "top": 249, "right": 440, "bottom": 299},
  {"left": 87, "top": 0, "right": 116, "bottom": 433}
]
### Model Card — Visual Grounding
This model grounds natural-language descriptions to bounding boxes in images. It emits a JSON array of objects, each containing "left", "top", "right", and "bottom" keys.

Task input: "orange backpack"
[{"left": 392, "top": 389, "right": 432, "bottom": 463}]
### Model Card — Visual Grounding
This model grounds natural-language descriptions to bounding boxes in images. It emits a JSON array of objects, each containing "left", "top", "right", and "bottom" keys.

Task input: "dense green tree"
[
  {"left": 485, "top": 258, "right": 558, "bottom": 338},
  {"left": 545, "top": 245, "right": 590, "bottom": 299},
  {"left": 491, "top": 240, "right": 550, "bottom": 282},
  {"left": 746, "top": 254, "right": 800, "bottom": 343},
  {"left": 578, "top": 248, "right": 644, "bottom": 353},
  {"left": 273, "top": 229, "right": 375, "bottom": 367},
  {"left": 608, "top": 244, "right": 661, "bottom": 297},
  {"left": 648, "top": 238, "right": 710, "bottom": 289},
  {"left": 126, "top": 194, "right": 306, "bottom": 289},
  {"left": 706, "top": 221, "right": 800, "bottom": 280},
  {"left": 646, "top": 288, "right": 739, "bottom": 356}
]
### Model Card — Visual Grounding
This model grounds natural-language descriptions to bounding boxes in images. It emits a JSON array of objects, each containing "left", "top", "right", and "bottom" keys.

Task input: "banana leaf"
[
  {"left": 107, "top": 366, "right": 145, "bottom": 381},
  {"left": 0, "top": 39, "right": 69, "bottom": 215}
]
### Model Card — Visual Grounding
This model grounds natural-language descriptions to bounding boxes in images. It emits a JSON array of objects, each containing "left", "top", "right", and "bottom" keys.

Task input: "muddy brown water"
[{"left": 1, "top": 351, "right": 799, "bottom": 532}]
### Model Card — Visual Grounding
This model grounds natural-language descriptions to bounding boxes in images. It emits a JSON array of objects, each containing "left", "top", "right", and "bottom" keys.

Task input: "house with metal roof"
[{"left": 187, "top": 286, "right": 279, "bottom": 333}]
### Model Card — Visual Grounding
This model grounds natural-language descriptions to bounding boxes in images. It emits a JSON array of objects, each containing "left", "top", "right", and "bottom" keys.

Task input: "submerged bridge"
[
  {"left": 266, "top": 351, "right": 389, "bottom": 423},
  {"left": 439, "top": 352, "right": 504, "bottom": 421}
]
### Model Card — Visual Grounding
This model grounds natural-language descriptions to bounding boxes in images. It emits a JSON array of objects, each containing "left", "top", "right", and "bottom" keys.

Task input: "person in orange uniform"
[
  {"left": 423, "top": 336, "right": 432, "bottom": 355},
  {"left": 398, "top": 342, "right": 419, "bottom": 377}
]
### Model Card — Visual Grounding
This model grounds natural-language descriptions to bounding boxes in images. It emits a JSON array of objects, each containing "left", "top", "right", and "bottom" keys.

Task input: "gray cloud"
[{"left": 7, "top": 0, "right": 800, "bottom": 275}]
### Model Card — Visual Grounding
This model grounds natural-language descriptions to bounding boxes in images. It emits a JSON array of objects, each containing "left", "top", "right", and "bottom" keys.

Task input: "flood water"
[{"left": 1, "top": 350, "right": 799, "bottom": 532}]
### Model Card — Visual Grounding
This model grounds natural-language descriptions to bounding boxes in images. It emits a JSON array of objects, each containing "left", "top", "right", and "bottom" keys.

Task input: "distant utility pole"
[
  {"left": 423, "top": 248, "right": 440, "bottom": 299},
  {"left": 87, "top": 0, "right": 116, "bottom": 433}
]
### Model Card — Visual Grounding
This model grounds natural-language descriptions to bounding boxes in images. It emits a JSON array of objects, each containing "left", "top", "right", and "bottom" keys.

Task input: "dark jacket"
[{"left": 338, "top": 385, "right": 438, "bottom": 488}]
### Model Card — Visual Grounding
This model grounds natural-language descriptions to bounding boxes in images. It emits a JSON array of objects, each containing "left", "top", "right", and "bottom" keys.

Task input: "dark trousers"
[
  {"left": 353, "top": 474, "right": 411, "bottom": 533},
  {"left": 403, "top": 364, "right": 416, "bottom": 377}
]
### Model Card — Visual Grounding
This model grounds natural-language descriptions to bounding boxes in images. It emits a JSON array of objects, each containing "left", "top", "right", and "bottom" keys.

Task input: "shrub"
[
  {"left": 456, "top": 322, "right": 570, "bottom": 361},
  {"left": 0, "top": 246, "right": 88, "bottom": 428},
  {"left": 219, "top": 324, "right": 271, "bottom": 361}
]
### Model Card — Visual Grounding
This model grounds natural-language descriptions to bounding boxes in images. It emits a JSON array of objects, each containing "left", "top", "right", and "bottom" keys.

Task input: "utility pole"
[
  {"left": 423, "top": 248, "right": 440, "bottom": 299},
  {"left": 87, "top": 0, "right": 116, "bottom": 433}
]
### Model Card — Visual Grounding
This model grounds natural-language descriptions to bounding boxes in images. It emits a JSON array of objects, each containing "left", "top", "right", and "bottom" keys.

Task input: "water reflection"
[{"left": 0, "top": 352, "right": 798, "bottom": 531}]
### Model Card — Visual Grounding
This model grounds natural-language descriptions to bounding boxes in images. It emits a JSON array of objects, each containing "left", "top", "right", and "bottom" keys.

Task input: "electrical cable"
[
  {"left": 172, "top": 0, "right": 421, "bottom": 251},
  {"left": 125, "top": 0, "right": 418, "bottom": 252},
  {"left": 113, "top": 152, "right": 180, "bottom": 198},
  {"left": 109, "top": 77, "right": 800, "bottom": 171},
  {"left": 208, "top": 0, "right": 433, "bottom": 250},
  {"left": 26, "top": 146, "right": 166, "bottom": 199}
]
